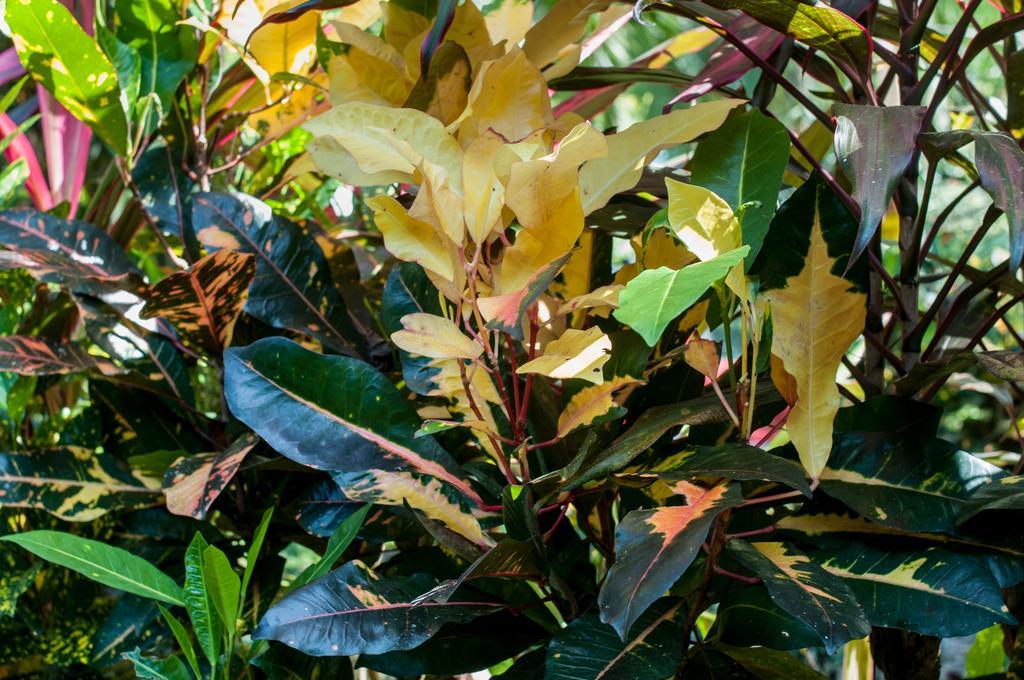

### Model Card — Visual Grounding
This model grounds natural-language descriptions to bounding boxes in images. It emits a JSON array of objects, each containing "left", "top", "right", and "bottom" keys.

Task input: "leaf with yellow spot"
[
  {"left": 764, "top": 220, "right": 866, "bottom": 478},
  {"left": 598, "top": 481, "right": 742, "bottom": 637},
  {"left": 556, "top": 376, "right": 641, "bottom": 437},
  {"left": 577, "top": 99, "right": 743, "bottom": 214},
  {"left": 7, "top": 0, "right": 129, "bottom": 154},
  {"left": 367, "top": 195, "right": 457, "bottom": 282},
  {"left": 728, "top": 540, "right": 869, "bottom": 654},
  {"left": 517, "top": 327, "right": 611, "bottom": 384},
  {"left": 253, "top": 560, "right": 499, "bottom": 655},
  {"left": 0, "top": 447, "right": 159, "bottom": 521},
  {"left": 392, "top": 313, "right": 481, "bottom": 360},
  {"left": 667, "top": 179, "right": 746, "bottom": 300},
  {"left": 141, "top": 250, "right": 255, "bottom": 356}
]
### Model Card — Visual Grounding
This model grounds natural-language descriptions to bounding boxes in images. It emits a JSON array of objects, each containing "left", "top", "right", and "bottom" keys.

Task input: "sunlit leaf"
[
  {"left": 517, "top": 327, "right": 611, "bottom": 384},
  {"left": 392, "top": 312, "right": 481, "bottom": 360},
  {"left": 162, "top": 434, "right": 259, "bottom": 520}
]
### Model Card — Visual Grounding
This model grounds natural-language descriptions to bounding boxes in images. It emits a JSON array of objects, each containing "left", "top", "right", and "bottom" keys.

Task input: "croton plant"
[{"left": 0, "top": 0, "right": 1023, "bottom": 677}]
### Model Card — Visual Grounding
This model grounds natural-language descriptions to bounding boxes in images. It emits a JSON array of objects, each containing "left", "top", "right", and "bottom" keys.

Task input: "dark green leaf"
[
  {"left": 691, "top": 109, "right": 790, "bottom": 263},
  {"left": 714, "top": 644, "right": 826, "bottom": 679},
  {"left": 547, "top": 598, "right": 685, "bottom": 680},
  {"left": 123, "top": 648, "right": 192, "bottom": 680},
  {"left": 240, "top": 506, "right": 274, "bottom": 623},
  {"left": 252, "top": 641, "right": 355, "bottom": 680},
  {"left": 6, "top": 0, "right": 128, "bottom": 153},
  {"left": 832, "top": 104, "right": 925, "bottom": 264},
  {"left": 183, "top": 533, "right": 221, "bottom": 664},
  {"left": 0, "top": 447, "right": 158, "bottom": 520},
  {"left": 158, "top": 605, "right": 201, "bottom": 679},
  {"left": 1, "top": 530, "right": 183, "bottom": 605},
  {"left": 727, "top": 540, "right": 869, "bottom": 654},
  {"left": 634, "top": 444, "right": 810, "bottom": 496},
  {"left": 382, "top": 262, "right": 443, "bottom": 395},
  {"left": 194, "top": 192, "right": 366, "bottom": 355},
  {"left": 974, "top": 132, "right": 1024, "bottom": 270},
  {"left": 713, "top": 585, "right": 822, "bottom": 651},
  {"left": 599, "top": 482, "right": 742, "bottom": 637},
  {"left": 960, "top": 475, "right": 1024, "bottom": 523},
  {"left": 253, "top": 559, "right": 498, "bottom": 655},
  {"left": 292, "top": 503, "right": 371, "bottom": 589}
]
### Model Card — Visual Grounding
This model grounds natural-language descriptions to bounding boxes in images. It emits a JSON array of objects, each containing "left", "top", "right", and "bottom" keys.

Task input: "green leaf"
[
  {"left": 0, "top": 209, "right": 137, "bottom": 290},
  {"left": 240, "top": 506, "right": 274, "bottom": 622},
  {"left": 727, "top": 540, "right": 869, "bottom": 654},
  {"left": 633, "top": 444, "right": 811, "bottom": 496},
  {"left": 0, "top": 159, "right": 30, "bottom": 205},
  {"left": 253, "top": 559, "right": 498, "bottom": 656},
  {"left": 833, "top": 104, "right": 926, "bottom": 264},
  {"left": 960, "top": 475, "right": 1024, "bottom": 523},
  {"left": 546, "top": 598, "right": 685, "bottom": 680},
  {"left": 691, "top": 110, "right": 790, "bottom": 263},
  {"left": 224, "top": 337, "right": 475, "bottom": 503},
  {"left": 123, "top": 648, "right": 192, "bottom": 680},
  {"left": 381, "top": 262, "right": 443, "bottom": 395},
  {"left": 292, "top": 504, "right": 371, "bottom": 590},
  {"left": 183, "top": 533, "right": 221, "bottom": 665},
  {"left": 974, "top": 132, "right": 1024, "bottom": 270},
  {"left": 965, "top": 626, "right": 1007, "bottom": 678},
  {"left": 194, "top": 192, "right": 366, "bottom": 356},
  {"left": 113, "top": 0, "right": 198, "bottom": 113},
  {"left": 157, "top": 605, "right": 201, "bottom": 679},
  {"left": 809, "top": 540, "right": 1015, "bottom": 637},
  {"left": 598, "top": 482, "right": 742, "bottom": 637},
  {"left": 714, "top": 644, "right": 827, "bottom": 679},
  {"left": 6, "top": 0, "right": 128, "bottom": 153},
  {"left": 713, "top": 585, "right": 822, "bottom": 651},
  {"left": 613, "top": 246, "right": 748, "bottom": 346},
  {"left": 0, "top": 530, "right": 183, "bottom": 606},
  {"left": 0, "top": 446, "right": 158, "bottom": 521},
  {"left": 202, "top": 545, "right": 241, "bottom": 632}
]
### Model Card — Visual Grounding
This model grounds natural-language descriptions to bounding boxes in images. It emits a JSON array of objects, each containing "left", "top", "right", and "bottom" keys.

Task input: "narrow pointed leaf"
[
  {"left": 1, "top": 530, "right": 183, "bottom": 606},
  {"left": 122, "top": 650, "right": 191, "bottom": 680},
  {"left": 635, "top": 444, "right": 810, "bottom": 496},
  {"left": 974, "top": 132, "right": 1024, "bottom": 270},
  {"left": 0, "top": 336, "right": 121, "bottom": 376},
  {"left": 157, "top": 606, "right": 201, "bottom": 679},
  {"left": 162, "top": 433, "right": 258, "bottom": 520},
  {"left": 0, "top": 447, "right": 159, "bottom": 521},
  {"left": 183, "top": 533, "right": 221, "bottom": 664},
  {"left": 253, "top": 560, "right": 499, "bottom": 656},
  {"left": 194, "top": 192, "right": 365, "bottom": 355},
  {"left": 960, "top": 475, "right": 1024, "bottom": 523},
  {"left": 613, "top": 247, "right": 748, "bottom": 346},
  {"left": 727, "top": 540, "right": 869, "bottom": 654},
  {"left": 141, "top": 250, "right": 255, "bottom": 356},
  {"left": 202, "top": 546, "right": 241, "bottom": 630},
  {"left": 832, "top": 104, "right": 925, "bottom": 264},
  {"left": 598, "top": 482, "right": 742, "bottom": 637},
  {"left": 420, "top": 0, "right": 457, "bottom": 74},
  {"left": 292, "top": 504, "right": 372, "bottom": 590}
]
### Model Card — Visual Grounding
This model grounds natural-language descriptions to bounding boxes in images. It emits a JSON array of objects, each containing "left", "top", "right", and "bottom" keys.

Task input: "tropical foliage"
[{"left": 0, "top": 0, "right": 1022, "bottom": 678}]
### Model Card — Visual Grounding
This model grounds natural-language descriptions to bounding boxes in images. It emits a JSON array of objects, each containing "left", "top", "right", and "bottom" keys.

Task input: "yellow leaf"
[
  {"left": 577, "top": 99, "right": 743, "bottom": 214},
  {"left": 648, "top": 27, "right": 718, "bottom": 68},
  {"left": 770, "top": 353, "right": 798, "bottom": 405},
  {"left": 327, "top": 20, "right": 406, "bottom": 70},
  {"left": 612, "top": 228, "right": 697, "bottom": 286},
  {"left": 557, "top": 376, "right": 639, "bottom": 437},
  {"left": 366, "top": 195, "right": 456, "bottom": 282},
  {"left": 683, "top": 338, "right": 720, "bottom": 381},
  {"left": 462, "top": 131, "right": 508, "bottom": 243},
  {"left": 484, "top": 0, "right": 534, "bottom": 46},
  {"left": 522, "top": 0, "right": 611, "bottom": 69},
  {"left": 328, "top": 49, "right": 411, "bottom": 106},
  {"left": 667, "top": 179, "right": 747, "bottom": 300},
  {"left": 247, "top": 0, "right": 319, "bottom": 76},
  {"left": 334, "top": 0, "right": 382, "bottom": 29},
  {"left": 506, "top": 121, "right": 607, "bottom": 229},
  {"left": 454, "top": 48, "right": 553, "bottom": 144},
  {"left": 557, "top": 284, "right": 621, "bottom": 317},
  {"left": 392, "top": 313, "right": 481, "bottom": 360},
  {"left": 764, "top": 220, "right": 866, "bottom": 478},
  {"left": 496, "top": 189, "right": 583, "bottom": 293},
  {"left": 304, "top": 102, "right": 464, "bottom": 190},
  {"left": 382, "top": 2, "right": 430, "bottom": 54},
  {"left": 247, "top": 78, "right": 328, "bottom": 140},
  {"left": 517, "top": 327, "right": 611, "bottom": 384}
]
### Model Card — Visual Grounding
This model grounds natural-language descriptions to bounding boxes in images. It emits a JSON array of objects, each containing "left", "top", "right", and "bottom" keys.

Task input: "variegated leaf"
[
  {"left": 254, "top": 559, "right": 499, "bottom": 655},
  {"left": 728, "top": 540, "right": 869, "bottom": 654},
  {"left": 194, "top": 192, "right": 365, "bottom": 356},
  {"left": 598, "top": 481, "right": 742, "bottom": 637},
  {"left": 0, "top": 447, "right": 159, "bottom": 521},
  {"left": 162, "top": 434, "right": 258, "bottom": 520},
  {"left": 0, "top": 336, "right": 122, "bottom": 376},
  {"left": 141, "top": 250, "right": 255, "bottom": 356}
]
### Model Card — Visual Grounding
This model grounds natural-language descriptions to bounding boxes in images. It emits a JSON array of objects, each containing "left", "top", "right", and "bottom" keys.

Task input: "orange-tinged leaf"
[
  {"left": 577, "top": 99, "right": 743, "bottom": 214},
  {"left": 556, "top": 376, "right": 640, "bottom": 437},
  {"left": 367, "top": 195, "right": 456, "bottom": 282},
  {"left": 392, "top": 313, "right": 482, "bottom": 360},
  {"left": 770, "top": 353, "right": 798, "bottom": 405},
  {"left": 598, "top": 481, "right": 742, "bottom": 637},
  {"left": 764, "top": 220, "right": 866, "bottom": 478},
  {"left": 141, "top": 250, "right": 255, "bottom": 355},
  {"left": 683, "top": 338, "right": 720, "bottom": 381},
  {"left": 163, "top": 434, "right": 258, "bottom": 520},
  {"left": 517, "top": 327, "right": 611, "bottom": 384}
]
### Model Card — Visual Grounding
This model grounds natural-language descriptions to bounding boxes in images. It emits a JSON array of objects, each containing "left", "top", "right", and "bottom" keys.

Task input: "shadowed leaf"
[
  {"left": 162, "top": 434, "right": 259, "bottom": 520},
  {"left": 0, "top": 336, "right": 122, "bottom": 376}
]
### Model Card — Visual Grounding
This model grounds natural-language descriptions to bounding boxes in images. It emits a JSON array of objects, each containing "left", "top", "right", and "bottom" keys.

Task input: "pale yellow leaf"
[
  {"left": 683, "top": 338, "right": 720, "bottom": 381},
  {"left": 366, "top": 195, "right": 456, "bottom": 281},
  {"left": 667, "top": 178, "right": 747, "bottom": 300},
  {"left": 484, "top": 0, "right": 534, "bottom": 46},
  {"left": 648, "top": 28, "right": 718, "bottom": 68},
  {"left": 764, "top": 220, "right": 866, "bottom": 478},
  {"left": 327, "top": 20, "right": 406, "bottom": 70},
  {"left": 522, "top": 0, "right": 611, "bottom": 69},
  {"left": 462, "top": 131, "right": 508, "bottom": 243},
  {"left": 392, "top": 313, "right": 481, "bottom": 360},
  {"left": 247, "top": 0, "right": 319, "bottom": 76},
  {"left": 334, "top": 0, "right": 382, "bottom": 29},
  {"left": 496, "top": 189, "right": 583, "bottom": 293},
  {"left": 454, "top": 48, "right": 553, "bottom": 144},
  {"left": 556, "top": 376, "right": 640, "bottom": 437},
  {"left": 557, "top": 284, "right": 621, "bottom": 317},
  {"left": 577, "top": 99, "right": 743, "bottom": 214},
  {"left": 382, "top": 2, "right": 431, "bottom": 53},
  {"left": 327, "top": 49, "right": 411, "bottom": 106},
  {"left": 517, "top": 327, "right": 611, "bottom": 384}
]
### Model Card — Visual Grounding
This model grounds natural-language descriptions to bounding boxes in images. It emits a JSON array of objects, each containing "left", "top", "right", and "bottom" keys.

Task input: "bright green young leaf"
[
  {"left": 7, "top": 0, "right": 128, "bottom": 154},
  {"left": 157, "top": 605, "right": 201, "bottom": 679},
  {"left": 240, "top": 506, "right": 274, "bottom": 623},
  {"left": 113, "top": 0, "right": 198, "bottom": 113},
  {"left": 183, "top": 533, "right": 221, "bottom": 665},
  {"left": 0, "top": 530, "right": 183, "bottom": 606},
  {"left": 691, "top": 109, "right": 790, "bottom": 263},
  {"left": 965, "top": 626, "right": 1007, "bottom": 677},
  {"left": 292, "top": 503, "right": 371, "bottom": 589},
  {"left": 122, "top": 649, "right": 192, "bottom": 680},
  {"left": 202, "top": 545, "right": 241, "bottom": 632},
  {"left": 613, "top": 246, "right": 748, "bottom": 346}
]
